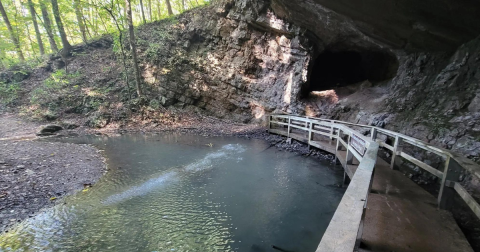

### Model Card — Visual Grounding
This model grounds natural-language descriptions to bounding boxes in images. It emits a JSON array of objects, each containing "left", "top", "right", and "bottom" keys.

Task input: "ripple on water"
[{"left": 0, "top": 135, "right": 344, "bottom": 252}]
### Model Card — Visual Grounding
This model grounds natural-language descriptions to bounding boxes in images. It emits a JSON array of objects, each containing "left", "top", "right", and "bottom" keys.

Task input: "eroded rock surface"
[
  {"left": 136, "top": 0, "right": 314, "bottom": 125},
  {"left": 128, "top": 0, "right": 480, "bottom": 166}
]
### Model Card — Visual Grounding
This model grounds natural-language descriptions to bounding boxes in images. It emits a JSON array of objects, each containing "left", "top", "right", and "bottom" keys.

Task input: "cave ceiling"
[{"left": 270, "top": 0, "right": 480, "bottom": 51}]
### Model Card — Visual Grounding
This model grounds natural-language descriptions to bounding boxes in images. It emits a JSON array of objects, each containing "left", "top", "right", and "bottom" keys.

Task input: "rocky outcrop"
[
  {"left": 133, "top": 0, "right": 480, "bottom": 164},
  {"left": 136, "top": 0, "right": 316, "bottom": 124},
  {"left": 136, "top": 0, "right": 404, "bottom": 124}
]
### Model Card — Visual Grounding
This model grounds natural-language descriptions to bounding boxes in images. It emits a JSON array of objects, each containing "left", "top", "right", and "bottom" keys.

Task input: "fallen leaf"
[
  {"left": 50, "top": 197, "right": 57, "bottom": 201},
  {"left": 82, "top": 188, "right": 89, "bottom": 192}
]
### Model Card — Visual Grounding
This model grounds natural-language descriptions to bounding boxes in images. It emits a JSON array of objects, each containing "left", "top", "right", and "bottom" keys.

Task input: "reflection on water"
[
  {"left": 0, "top": 134, "right": 345, "bottom": 252},
  {"left": 104, "top": 144, "right": 245, "bottom": 205}
]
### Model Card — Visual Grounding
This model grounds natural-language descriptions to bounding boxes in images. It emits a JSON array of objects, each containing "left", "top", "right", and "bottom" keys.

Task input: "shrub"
[{"left": 0, "top": 81, "right": 20, "bottom": 105}]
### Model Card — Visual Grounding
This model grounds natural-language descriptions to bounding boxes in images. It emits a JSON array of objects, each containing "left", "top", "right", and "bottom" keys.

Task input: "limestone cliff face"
[
  {"left": 137, "top": 0, "right": 312, "bottom": 124},
  {"left": 136, "top": 0, "right": 480, "bottom": 163}
]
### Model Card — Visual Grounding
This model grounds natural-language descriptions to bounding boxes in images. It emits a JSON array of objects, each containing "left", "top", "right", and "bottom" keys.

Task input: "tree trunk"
[
  {"left": 73, "top": 0, "right": 87, "bottom": 43},
  {"left": 82, "top": 14, "right": 93, "bottom": 39},
  {"left": 97, "top": 12, "right": 109, "bottom": 34},
  {"left": 139, "top": 0, "right": 146, "bottom": 24},
  {"left": 40, "top": 1, "right": 58, "bottom": 52},
  {"left": 182, "top": 0, "right": 185, "bottom": 11},
  {"left": 157, "top": 0, "right": 161, "bottom": 19},
  {"left": 147, "top": 0, "right": 152, "bottom": 21},
  {"left": 50, "top": 0, "right": 71, "bottom": 54},
  {"left": 125, "top": 0, "right": 142, "bottom": 96},
  {"left": 84, "top": 16, "right": 98, "bottom": 36},
  {"left": 103, "top": 6, "right": 132, "bottom": 100},
  {"left": 27, "top": 0, "right": 45, "bottom": 55},
  {"left": 165, "top": 0, "right": 173, "bottom": 16},
  {"left": 0, "top": 0, "right": 24, "bottom": 60},
  {"left": 25, "top": 22, "right": 36, "bottom": 55}
]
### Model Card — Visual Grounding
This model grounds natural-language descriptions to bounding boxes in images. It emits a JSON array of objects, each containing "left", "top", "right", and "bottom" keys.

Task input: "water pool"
[{"left": 0, "top": 134, "right": 345, "bottom": 252}]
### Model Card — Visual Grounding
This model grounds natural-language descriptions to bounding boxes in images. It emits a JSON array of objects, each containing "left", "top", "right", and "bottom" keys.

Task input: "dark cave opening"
[{"left": 306, "top": 50, "right": 399, "bottom": 93}]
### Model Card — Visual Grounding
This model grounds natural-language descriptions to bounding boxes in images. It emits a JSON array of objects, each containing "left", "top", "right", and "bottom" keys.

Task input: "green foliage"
[
  {"left": 0, "top": 0, "right": 208, "bottom": 66},
  {"left": 112, "top": 33, "right": 123, "bottom": 55},
  {"left": 163, "top": 15, "right": 178, "bottom": 25},
  {"left": 145, "top": 43, "right": 163, "bottom": 61},
  {"left": 0, "top": 81, "right": 20, "bottom": 105},
  {"left": 30, "top": 69, "right": 80, "bottom": 104},
  {"left": 44, "top": 70, "right": 72, "bottom": 88},
  {"left": 154, "top": 29, "right": 174, "bottom": 41},
  {"left": 149, "top": 99, "right": 160, "bottom": 110}
]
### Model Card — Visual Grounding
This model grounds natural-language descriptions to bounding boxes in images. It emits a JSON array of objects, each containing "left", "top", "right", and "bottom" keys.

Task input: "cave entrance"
[{"left": 306, "top": 50, "right": 398, "bottom": 93}]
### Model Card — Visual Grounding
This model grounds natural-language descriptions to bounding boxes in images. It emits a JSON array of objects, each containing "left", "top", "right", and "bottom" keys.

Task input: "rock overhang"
[{"left": 270, "top": 0, "right": 480, "bottom": 52}]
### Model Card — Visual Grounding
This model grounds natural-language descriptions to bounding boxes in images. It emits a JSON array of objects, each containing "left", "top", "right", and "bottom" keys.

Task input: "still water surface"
[{"left": 0, "top": 134, "right": 345, "bottom": 252}]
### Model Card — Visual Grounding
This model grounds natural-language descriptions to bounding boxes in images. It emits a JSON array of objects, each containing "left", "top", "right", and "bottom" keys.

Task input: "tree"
[
  {"left": 27, "top": 0, "right": 45, "bottom": 55},
  {"left": 165, "top": 0, "right": 173, "bottom": 16},
  {"left": 125, "top": 0, "right": 142, "bottom": 96},
  {"left": 0, "top": 0, "right": 25, "bottom": 60},
  {"left": 139, "top": 0, "right": 146, "bottom": 24},
  {"left": 147, "top": 0, "right": 152, "bottom": 21},
  {"left": 102, "top": 1, "right": 132, "bottom": 99},
  {"left": 39, "top": 0, "right": 58, "bottom": 52},
  {"left": 156, "top": 0, "right": 161, "bottom": 19},
  {"left": 50, "top": 0, "right": 71, "bottom": 54},
  {"left": 73, "top": 0, "right": 87, "bottom": 43},
  {"left": 0, "top": 0, "right": 207, "bottom": 64}
]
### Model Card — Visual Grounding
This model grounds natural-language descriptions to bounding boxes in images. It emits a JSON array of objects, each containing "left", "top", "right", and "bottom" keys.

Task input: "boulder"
[{"left": 37, "top": 125, "right": 64, "bottom": 136}]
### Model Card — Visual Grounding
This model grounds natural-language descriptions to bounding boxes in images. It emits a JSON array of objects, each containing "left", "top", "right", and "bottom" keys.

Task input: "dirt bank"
[{"left": 0, "top": 114, "right": 106, "bottom": 233}]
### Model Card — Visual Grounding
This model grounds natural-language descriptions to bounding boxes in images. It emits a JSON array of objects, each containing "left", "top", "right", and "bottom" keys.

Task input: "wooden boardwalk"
[
  {"left": 269, "top": 127, "right": 473, "bottom": 252},
  {"left": 362, "top": 157, "right": 472, "bottom": 252}
]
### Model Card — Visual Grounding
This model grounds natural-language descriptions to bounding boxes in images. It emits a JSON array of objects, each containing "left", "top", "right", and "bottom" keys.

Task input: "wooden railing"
[{"left": 268, "top": 114, "right": 480, "bottom": 252}]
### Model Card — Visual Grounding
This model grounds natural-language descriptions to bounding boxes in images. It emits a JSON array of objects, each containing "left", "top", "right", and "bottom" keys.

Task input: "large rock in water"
[{"left": 36, "top": 125, "right": 63, "bottom": 136}]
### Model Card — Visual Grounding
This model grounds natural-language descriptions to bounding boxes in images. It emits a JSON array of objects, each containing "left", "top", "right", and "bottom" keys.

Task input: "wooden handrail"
[
  {"left": 271, "top": 114, "right": 480, "bottom": 179},
  {"left": 268, "top": 114, "right": 480, "bottom": 251},
  {"left": 270, "top": 114, "right": 378, "bottom": 251}
]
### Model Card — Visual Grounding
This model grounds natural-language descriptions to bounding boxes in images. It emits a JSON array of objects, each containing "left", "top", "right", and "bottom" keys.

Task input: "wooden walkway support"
[{"left": 268, "top": 114, "right": 480, "bottom": 252}]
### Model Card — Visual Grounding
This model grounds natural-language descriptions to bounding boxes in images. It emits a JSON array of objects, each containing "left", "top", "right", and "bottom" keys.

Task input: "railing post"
[
  {"left": 438, "top": 156, "right": 462, "bottom": 209},
  {"left": 336, "top": 129, "right": 342, "bottom": 151},
  {"left": 287, "top": 117, "right": 291, "bottom": 138},
  {"left": 305, "top": 120, "right": 309, "bottom": 138},
  {"left": 346, "top": 135, "right": 354, "bottom": 166},
  {"left": 308, "top": 121, "right": 313, "bottom": 143},
  {"left": 390, "top": 136, "right": 402, "bottom": 169},
  {"left": 371, "top": 127, "right": 377, "bottom": 141},
  {"left": 329, "top": 125, "right": 334, "bottom": 141},
  {"left": 335, "top": 128, "right": 341, "bottom": 166}
]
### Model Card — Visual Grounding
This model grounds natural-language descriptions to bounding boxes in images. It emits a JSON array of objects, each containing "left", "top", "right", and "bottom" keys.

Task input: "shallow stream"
[{"left": 0, "top": 134, "right": 345, "bottom": 252}]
